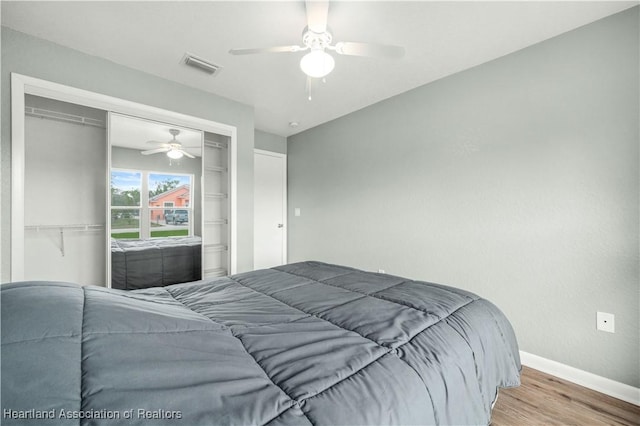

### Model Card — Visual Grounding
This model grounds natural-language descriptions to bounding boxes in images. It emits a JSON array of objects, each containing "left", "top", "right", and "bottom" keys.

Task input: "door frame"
[
  {"left": 10, "top": 73, "right": 238, "bottom": 282},
  {"left": 254, "top": 149, "right": 287, "bottom": 267}
]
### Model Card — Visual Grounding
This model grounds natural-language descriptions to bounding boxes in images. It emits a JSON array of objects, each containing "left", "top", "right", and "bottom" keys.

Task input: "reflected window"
[
  {"left": 148, "top": 173, "right": 192, "bottom": 238},
  {"left": 110, "top": 171, "right": 141, "bottom": 239},
  {"left": 110, "top": 170, "right": 193, "bottom": 239}
]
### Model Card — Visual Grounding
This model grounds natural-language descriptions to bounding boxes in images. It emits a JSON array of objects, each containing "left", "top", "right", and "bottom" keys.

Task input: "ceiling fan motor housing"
[{"left": 302, "top": 26, "right": 332, "bottom": 51}]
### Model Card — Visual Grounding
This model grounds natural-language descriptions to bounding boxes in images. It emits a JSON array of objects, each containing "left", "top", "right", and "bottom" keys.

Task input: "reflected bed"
[{"left": 110, "top": 236, "right": 201, "bottom": 289}]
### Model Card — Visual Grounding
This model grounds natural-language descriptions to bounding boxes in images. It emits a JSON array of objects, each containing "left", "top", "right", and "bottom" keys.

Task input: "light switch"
[{"left": 294, "top": 208, "right": 301, "bottom": 217}]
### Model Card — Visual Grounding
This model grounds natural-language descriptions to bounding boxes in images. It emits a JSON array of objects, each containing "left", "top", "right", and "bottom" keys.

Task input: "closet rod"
[{"left": 25, "top": 106, "right": 106, "bottom": 129}]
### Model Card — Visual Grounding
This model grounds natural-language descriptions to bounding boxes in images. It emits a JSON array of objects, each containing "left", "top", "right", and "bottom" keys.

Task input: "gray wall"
[
  {"left": 255, "top": 130, "right": 287, "bottom": 154},
  {"left": 287, "top": 8, "right": 639, "bottom": 387},
  {"left": 1, "top": 27, "right": 256, "bottom": 279}
]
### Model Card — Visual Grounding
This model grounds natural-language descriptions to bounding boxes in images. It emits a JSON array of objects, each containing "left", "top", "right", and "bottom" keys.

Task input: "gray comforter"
[{"left": 1, "top": 261, "right": 520, "bottom": 425}]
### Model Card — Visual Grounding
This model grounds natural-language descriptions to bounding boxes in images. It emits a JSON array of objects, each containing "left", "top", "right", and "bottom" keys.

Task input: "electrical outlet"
[
  {"left": 377, "top": 269, "right": 385, "bottom": 274},
  {"left": 596, "top": 312, "right": 615, "bottom": 333}
]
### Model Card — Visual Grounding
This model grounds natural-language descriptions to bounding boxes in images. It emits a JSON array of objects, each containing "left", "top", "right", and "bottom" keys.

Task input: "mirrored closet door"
[{"left": 108, "top": 113, "right": 230, "bottom": 289}]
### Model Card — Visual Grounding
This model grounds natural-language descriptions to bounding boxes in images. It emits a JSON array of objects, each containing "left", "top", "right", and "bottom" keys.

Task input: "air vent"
[{"left": 182, "top": 53, "right": 222, "bottom": 76}]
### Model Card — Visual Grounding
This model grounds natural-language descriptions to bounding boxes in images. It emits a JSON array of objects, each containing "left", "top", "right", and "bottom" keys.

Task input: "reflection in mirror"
[
  {"left": 110, "top": 170, "right": 141, "bottom": 239},
  {"left": 148, "top": 172, "right": 192, "bottom": 237},
  {"left": 109, "top": 113, "right": 203, "bottom": 290}
]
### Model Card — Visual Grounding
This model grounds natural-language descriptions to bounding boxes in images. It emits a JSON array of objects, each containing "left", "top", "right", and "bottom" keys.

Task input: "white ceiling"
[
  {"left": 3, "top": 1, "right": 637, "bottom": 137},
  {"left": 110, "top": 113, "right": 203, "bottom": 157}
]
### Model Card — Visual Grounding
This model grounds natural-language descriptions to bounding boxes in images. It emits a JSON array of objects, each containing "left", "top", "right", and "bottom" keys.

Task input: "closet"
[
  {"left": 12, "top": 75, "right": 236, "bottom": 286},
  {"left": 202, "top": 132, "right": 231, "bottom": 278},
  {"left": 23, "top": 96, "right": 108, "bottom": 285}
]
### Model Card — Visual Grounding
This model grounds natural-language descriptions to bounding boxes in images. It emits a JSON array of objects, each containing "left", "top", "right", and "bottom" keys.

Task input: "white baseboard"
[{"left": 519, "top": 351, "right": 640, "bottom": 406}]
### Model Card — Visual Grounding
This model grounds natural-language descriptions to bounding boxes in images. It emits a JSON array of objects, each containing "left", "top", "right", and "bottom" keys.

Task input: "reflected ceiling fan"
[
  {"left": 229, "top": 0, "right": 404, "bottom": 95},
  {"left": 141, "top": 129, "right": 196, "bottom": 159}
]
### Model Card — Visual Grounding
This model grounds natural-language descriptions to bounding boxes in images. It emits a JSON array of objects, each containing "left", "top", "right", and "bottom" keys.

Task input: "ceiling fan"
[
  {"left": 229, "top": 1, "right": 404, "bottom": 86},
  {"left": 141, "top": 129, "right": 196, "bottom": 159}
]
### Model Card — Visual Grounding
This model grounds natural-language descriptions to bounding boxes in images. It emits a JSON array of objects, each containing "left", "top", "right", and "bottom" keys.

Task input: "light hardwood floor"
[{"left": 491, "top": 366, "right": 640, "bottom": 426}]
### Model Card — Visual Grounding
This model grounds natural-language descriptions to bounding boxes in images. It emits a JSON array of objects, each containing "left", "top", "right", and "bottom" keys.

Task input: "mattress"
[
  {"left": 110, "top": 236, "right": 202, "bottom": 289},
  {"left": 1, "top": 261, "right": 521, "bottom": 425}
]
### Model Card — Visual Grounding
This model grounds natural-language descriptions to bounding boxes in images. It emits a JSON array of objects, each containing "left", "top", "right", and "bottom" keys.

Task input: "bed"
[
  {"left": 1, "top": 261, "right": 520, "bottom": 425},
  {"left": 110, "top": 236, "right": 202, "bottom": 290}
]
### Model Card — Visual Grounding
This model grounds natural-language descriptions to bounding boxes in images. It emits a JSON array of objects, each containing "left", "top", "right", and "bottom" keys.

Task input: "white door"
[{"left": 254, "top": 150, "right": 287, "bottom": 269}]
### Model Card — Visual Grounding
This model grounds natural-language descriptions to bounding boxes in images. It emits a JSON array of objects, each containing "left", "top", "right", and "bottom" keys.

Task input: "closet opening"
[
  {"left": 10, "top": 73, "right": 238, "bottom": 286},
  {"left": 22, "top": 95, "right": 107, "bottom": 286}
]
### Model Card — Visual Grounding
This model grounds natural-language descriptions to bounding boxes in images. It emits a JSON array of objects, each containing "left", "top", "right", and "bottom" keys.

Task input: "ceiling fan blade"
[
  {"left": 333, "top": 42, "right": 405, "bottom": 59},
  {"left": 141, "top": 147, "right": 170, "bottom": 155},
  {"left": 229, "top": 45, "right": 304, "bottom": 55},
  {"left": 180, "top": 150, "right": 196, "bottom": 159},
  {"left": 306, "top": 0, "right": 329, "bottom": 33}
]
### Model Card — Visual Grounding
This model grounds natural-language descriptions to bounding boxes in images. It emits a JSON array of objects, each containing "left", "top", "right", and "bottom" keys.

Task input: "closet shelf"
[
  {"left": 204, "top": 140, "right": 227, "bottom": 149},
  {"left": 204, "top": 193, "right": 228, "bottom": 199},
  {"left": 25, "top": 106, "right": 106, "bottom": 129},
  {"left": 204, "top": 219, "right": 228, "bottom": 225},
  {"left": 204, "top": 166, "right": 227, "bottom": 173},
  {"left": 203, "top": 244, "right": 228, "bottom": 252},
  {"left": 25, "top": 224, "right": 105, "bottom": 231},
  {"left": 24, "top": 224, "right": 104, "bottom": 257},
  {"left": 203, "top": 268, "right": 227, "bottom": 278}
]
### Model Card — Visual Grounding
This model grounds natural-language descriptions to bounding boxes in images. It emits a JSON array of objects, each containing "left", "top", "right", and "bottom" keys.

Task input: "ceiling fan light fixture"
[
  {"left": 300, "top": 49, "right": 335, "bottom": 78},
  {"left": 167, "top": 149, "right": 184, "bottom": 159}
]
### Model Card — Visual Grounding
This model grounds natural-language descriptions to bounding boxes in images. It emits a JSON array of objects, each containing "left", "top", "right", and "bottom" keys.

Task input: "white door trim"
[
  {"left": 10, "top": 72, "right": 238, "bottom": 281},
  {"left": 254, "top": 149, "right": 287, "bottom": 267}
]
